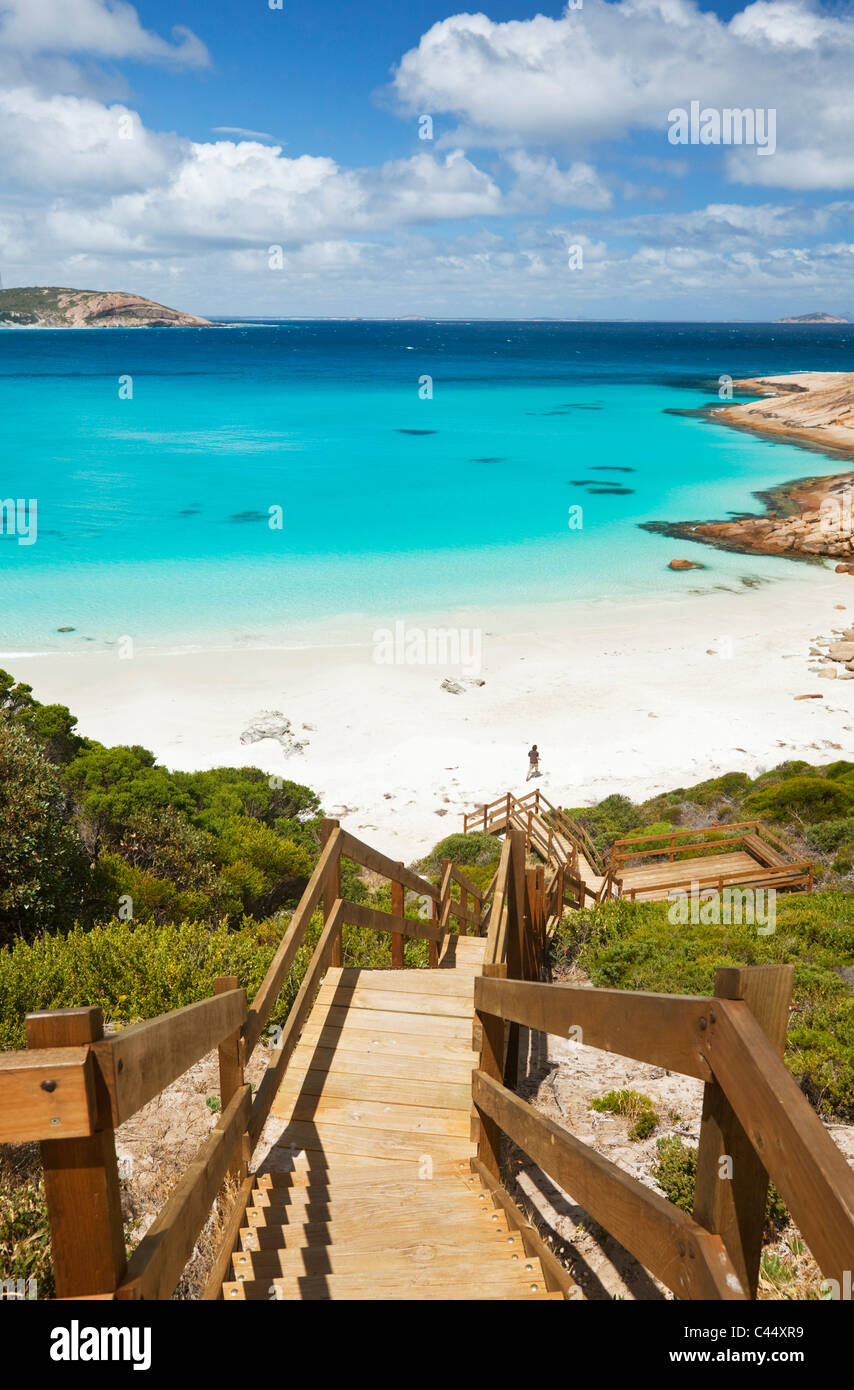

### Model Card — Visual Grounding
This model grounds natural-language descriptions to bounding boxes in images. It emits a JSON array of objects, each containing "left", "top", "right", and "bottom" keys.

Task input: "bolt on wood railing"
[{"left": 472, "top": 961, "right": 854, "bottom": 1300}]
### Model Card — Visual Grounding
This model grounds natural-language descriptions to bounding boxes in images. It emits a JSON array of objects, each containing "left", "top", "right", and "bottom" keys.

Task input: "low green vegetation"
[
  {"left": 590, "top": 1088, "right": 659, "bottom": 1140},
  {"left": 554, "top": 890, "right": 854, "bottom": 1120},
  {"left": 651, "top": 1136, "right": 788, "bottom": 1232}
]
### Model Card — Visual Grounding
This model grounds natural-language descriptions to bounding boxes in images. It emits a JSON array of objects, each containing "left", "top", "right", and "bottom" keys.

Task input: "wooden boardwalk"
[
  {"left": 5, "top": 819, "right": 848, "bottom": 1306},
  {"left": 220, "top": 936, "right": 557, "bottom": 1300}
]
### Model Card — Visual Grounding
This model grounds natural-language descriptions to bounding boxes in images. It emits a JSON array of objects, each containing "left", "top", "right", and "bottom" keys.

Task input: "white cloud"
[
  {"left": 391, "top": 0, "right": 854, "bottom": 190},
  {"left": 503, "top": 150, "right": 613, "bottom": 211},
  {"left": 0, "top": 0, "right": 209, "bottom": 67}
]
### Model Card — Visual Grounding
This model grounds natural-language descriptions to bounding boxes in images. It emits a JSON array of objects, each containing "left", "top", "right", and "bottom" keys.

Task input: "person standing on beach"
[{"left": 527, "top": 744, "right": 540, "bottom": 781}]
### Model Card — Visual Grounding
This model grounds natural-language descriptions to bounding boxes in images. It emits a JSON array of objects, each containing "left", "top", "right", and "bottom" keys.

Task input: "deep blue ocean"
[{"left": 1, "top": 320, "right": 852, "bottom": 653}]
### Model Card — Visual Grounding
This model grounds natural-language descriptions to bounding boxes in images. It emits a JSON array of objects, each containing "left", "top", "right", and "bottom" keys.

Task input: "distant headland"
[
  {"left": 0, "top": 287, "right": 212, "bottom": 328},
  {"left": 774, "top": 311, "right": 849, "bottom": 324}
]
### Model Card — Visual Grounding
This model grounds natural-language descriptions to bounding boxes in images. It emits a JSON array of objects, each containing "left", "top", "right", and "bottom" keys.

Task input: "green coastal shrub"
[
  {"left": 0, "top": 718, "right": 89, "bottom": 945},
  {"left": 807, "top": 817, "right": 854, "bottom": 854},
  {"left": 743, "top": 777, "right": 854, "bottom": 825},
  {"left": 651, "top": 1137, "right": 788, "bottom": 1231},
  {"left": 590, "top": 1089, "right": 659, "bottom": 1140},
  {"left": 553, "top": 892, "right": 854, "bottom": 1121},
  {"left": 0, "top": 1176, "right": 53, "bottom": 1298}
]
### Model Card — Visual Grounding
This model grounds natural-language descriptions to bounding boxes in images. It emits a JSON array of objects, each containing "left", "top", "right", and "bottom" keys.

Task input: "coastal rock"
[
  {"left": 440, "top": 679, "right": 465, "bottom": 695},
  {"left": 668, "top": 558, "right": 703, "bottom": 571},
  {"left": 818, "top": 668, "right": 838, "bottom": 679},
  {"left": 829, "top": 643, "right": 854, "bottom": 661},
  {"left": 0, "top": 286, "right": 212, "bottom": 329},
  {"left": 239, "top": 710, "right": 308, "bottom": 756}
]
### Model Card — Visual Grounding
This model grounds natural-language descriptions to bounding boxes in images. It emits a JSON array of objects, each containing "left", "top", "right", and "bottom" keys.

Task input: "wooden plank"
[
  {"left": 202, "top": 1174, "right": 256, "bottom": 1300},
  {"left": 273, "top": 1067, "right": 472, "bottom": 1113},
  {"left": 700, "top": 997, "right": 854, "bottom": 1287},
  {"left": 0, "top": 1046, "right": 96, "bottom": 1143},
  {"left": 255, "top": 1168, "right": 473, "bottom": 1192},
  {"left": 231, "top": 1240, "right": 518, "bottom": 1279},
  {"left": 295, "top": 1021, "right": 477, "bottom": 1061},
  {"left": 285, "top": 1045, "right": 474, "bottom": 1086},
  {"left": 25, "top": 1009, "right": 127, "bottom": 1300},
  {"left": 299, "top": 1003, "right": 473, "bottom": 1041},
  {"left": 472, "top": 1071, "right": 746, "bottom": 1300},
  {"left": 694, "top": 966, "right": 792, "bottom": 1299},
  {"left": 313, "top": 984, "right": 473, "bottom": 1018},
  {"left": 327, "top": 967, "right": 478, "bottom": 996},
  {"left": 90, "top": 989, "right": 246, "bottom": 1128},
  {"left": 474, "top": 977, "right": 715, "bottom": 1082},
  {"left": 258, "top": 1265, "right": 544, "bottom": 1298},
  {"left": 239, "top": 1205, "right": 511, "bottom": 1249},
  {"left": 339, "top": 830, "right": 439, "bottom": 900},
  {"left": 248, "top": 1189, "right": 489, "bottom": 1221},
  {"left": 243, "top": 827, "right": 342, "bottom": 1058},
  {"left": 271, "top": 1119, "right": 474, "bottom": 1163},
  {"left": 272, "top": 1093, "right": 474, "bottom": 1137},
  {"left": 116, "top": 1084, "right": 251, "bottom": 1301},
  {"left": 227, "top": 1274, "right": 547, "bottom": 1300},
  {"left": 259, "top": 1153, "right": 471, "bottom": 1184}
]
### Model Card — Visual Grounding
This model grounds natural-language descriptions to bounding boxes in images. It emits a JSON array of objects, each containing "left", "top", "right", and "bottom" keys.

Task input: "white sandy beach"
[{"left": 5, "top": 570, "right": 853, "bottom": 861}]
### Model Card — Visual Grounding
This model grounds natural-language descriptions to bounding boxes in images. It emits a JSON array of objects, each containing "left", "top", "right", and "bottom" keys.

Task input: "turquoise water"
[{"left": 1, "top": 320, "right": 852, "bottom": 652}]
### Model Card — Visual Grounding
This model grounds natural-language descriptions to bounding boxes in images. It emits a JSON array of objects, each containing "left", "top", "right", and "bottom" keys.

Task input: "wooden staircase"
[{"left": 220, "top": 937, "right": 557, "bottom": 1300}]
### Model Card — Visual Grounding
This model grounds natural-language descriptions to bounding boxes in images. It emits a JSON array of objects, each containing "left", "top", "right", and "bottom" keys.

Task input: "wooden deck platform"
[
  {"left": 220, "top": 936, "right": 557, "bottom": 1300},
  {"left": 612, "top": 821, "right": 814, "bottom": 903}
]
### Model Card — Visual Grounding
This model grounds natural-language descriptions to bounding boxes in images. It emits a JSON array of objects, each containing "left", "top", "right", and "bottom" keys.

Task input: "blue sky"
[{"left": 1, "top": 0, "right": 853, "bottom": 317}]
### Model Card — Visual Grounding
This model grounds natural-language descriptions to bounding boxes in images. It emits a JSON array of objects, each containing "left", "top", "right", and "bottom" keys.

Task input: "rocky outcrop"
[
  {"left": 0, "top": 286, "right": 212, "bottom": 328},
  {"left": 645, "top": 374, "right": 854, "bottom": 564}
]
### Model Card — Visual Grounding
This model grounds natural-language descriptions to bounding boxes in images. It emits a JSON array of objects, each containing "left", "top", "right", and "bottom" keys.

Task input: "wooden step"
[
  {"left": 223, "top": 1273, "right": 553, "bottom": 1301},
  {"left": 230, "top": 1237, "right": 527, "bottom": 1279},
  {"left": 239, "top": 1206, "right": 511, "bottom": 1250}
]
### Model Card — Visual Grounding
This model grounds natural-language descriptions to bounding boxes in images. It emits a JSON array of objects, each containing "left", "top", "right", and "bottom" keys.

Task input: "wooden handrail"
[
  {"left": 699, "top": 996, "right": 854, "bottom": 1287},
  {"left": 92, "top": 990, "right": 246, "bottom": 1128},
  {"left": 472, "top": 1071, "right": 745, "bottom": 1300},
  {"left": 338, "top": 829, "right": 440, "bottom": 900},
  {"left": 474, "top": 977, "right": 715, "bottom": 1081},
  {"left": 447, "top": 862, "right": 484, "bottom": 902},
  {"left": 473, "top": 961, "right": 854, "bottom": 1298},
  {"left": 242, "top": 826, "right": 343, "bottom": 1060},
  {"left": 116, "top": 1083, "right": 252, "bottom": 1301}
]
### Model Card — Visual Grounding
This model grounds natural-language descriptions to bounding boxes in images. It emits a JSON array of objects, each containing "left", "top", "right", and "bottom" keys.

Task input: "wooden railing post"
[
  {"left": 391, "top": 868, "right": 405, "bottom": 969},
  {"left": 320, "top": 817, "right": 342, "bottom": 968},
  {"left": 502, "top": 829, "right": 527, "bottom": 1089},
  {"left": 475, "top": 963, "right": 508, "bottom": 1178},
  {"left": 429, "top": 896, "right": 439, "bottom": 968},
  {"left": 693, "top": 964, "right": 794, "bottom": 1298},
  {"left": 25, "top": 1007, "right": 126, "bottom": 1299},
  {"left": 459, "top": 885, "right": 468, "bottom": 937},
  {"left": 215, "top": 976, "right": 248, "bottom": 1183}
]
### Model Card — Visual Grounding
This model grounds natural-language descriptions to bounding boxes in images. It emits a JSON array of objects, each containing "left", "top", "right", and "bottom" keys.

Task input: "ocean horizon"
[{"left": 2, "top": 319, "right": 852, "bottom": 655}]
